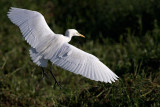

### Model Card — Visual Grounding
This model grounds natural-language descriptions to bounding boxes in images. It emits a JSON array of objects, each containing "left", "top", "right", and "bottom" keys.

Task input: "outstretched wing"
[
  {"left": 8, "top": 7, "right": 66, "bottom": 60},
  {"left": 50, "top": 43, "right": 119, "bottom": 83},
  {"left": 7, "top": 7, "right": 55, "bottom": 49}
]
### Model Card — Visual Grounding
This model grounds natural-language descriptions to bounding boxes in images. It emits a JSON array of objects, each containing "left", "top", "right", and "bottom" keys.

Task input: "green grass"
[
  {"left": 0, "top": 0, "right": 160, "bottom": 106},
  {"left": 0, "top": 27, "right": 160, "bottom": 106}
]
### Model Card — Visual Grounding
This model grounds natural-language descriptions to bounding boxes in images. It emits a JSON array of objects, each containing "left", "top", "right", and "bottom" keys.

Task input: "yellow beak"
[{"left": 79, "top": 34, "right": 85, "bottom": 38}]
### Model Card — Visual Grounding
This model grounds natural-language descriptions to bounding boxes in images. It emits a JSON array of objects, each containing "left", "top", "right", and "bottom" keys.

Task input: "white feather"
[
  {"left": 50, "top": 43, "right": 119, "bottom": 83},
  {"left": 8, "top": 7, "right": 119, "bottom": 84}
]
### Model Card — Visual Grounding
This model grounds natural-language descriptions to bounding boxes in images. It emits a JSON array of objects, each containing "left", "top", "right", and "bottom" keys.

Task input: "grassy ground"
[
  {"left": 0, "top": 1, "right": 160, "bottom": 107},
  {"left": 1, "top": 27, "right": 160, "bottom": 106}
]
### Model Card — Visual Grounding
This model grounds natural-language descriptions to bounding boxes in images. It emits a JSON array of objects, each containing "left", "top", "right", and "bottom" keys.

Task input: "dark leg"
[
  {"left": 49, "top": 67, "right": 61, "bottom": 89},
  {"left": 41, "top": 67, "right": 49, "bottom": 79}
]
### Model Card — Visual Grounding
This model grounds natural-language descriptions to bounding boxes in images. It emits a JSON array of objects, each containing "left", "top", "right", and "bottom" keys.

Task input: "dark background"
[{"left": 0, "top": 0, "right": 160, "bottom": 106}]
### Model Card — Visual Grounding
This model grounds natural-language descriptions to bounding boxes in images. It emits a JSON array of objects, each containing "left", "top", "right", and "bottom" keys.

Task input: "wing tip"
[{"left": 7, "top": 7, "right": 18, "bottom": 18}]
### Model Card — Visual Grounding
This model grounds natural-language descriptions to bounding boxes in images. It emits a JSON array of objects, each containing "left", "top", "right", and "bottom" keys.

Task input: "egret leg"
[
  {"left": 41, "top": 67, "right": 49, "bottom": 79},
  {"left": 49, "top": 67, "right": 61, "bottom": 89}
]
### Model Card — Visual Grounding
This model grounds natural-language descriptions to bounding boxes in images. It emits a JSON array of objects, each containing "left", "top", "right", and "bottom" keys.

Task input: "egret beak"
[{"left": 79, "top": 33, "right": 85, "bottom": 38}]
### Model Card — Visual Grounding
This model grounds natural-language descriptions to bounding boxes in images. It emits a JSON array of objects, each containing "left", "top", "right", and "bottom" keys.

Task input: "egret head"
[{"left": 65, "top": 29, "right": 85, "bottom": 38}]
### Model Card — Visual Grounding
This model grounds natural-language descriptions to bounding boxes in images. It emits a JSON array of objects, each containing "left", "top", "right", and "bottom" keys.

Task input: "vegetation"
[{"left": 0, "top": 0, "right": 160, "bottom": 106}]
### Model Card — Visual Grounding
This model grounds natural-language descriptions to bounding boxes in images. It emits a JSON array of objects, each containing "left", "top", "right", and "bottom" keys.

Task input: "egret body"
[{"left": 7, "top": 7, "right": 119, "bottom": 86}]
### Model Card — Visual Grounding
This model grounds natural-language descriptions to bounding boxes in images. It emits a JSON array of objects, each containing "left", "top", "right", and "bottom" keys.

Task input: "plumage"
[{"left": 7, "top": 7, "right": 119, "bottom": 83}]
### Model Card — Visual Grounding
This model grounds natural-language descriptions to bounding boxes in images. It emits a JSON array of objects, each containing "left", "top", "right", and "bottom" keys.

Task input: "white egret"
[{"left": 7, "top": 7, "right": 119, "bottom": 87}]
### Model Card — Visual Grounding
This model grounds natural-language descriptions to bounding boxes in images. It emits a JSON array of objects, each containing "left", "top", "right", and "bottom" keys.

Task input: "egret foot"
[{"left": 49, "top": 67, "right": 62, "bottom": 89}]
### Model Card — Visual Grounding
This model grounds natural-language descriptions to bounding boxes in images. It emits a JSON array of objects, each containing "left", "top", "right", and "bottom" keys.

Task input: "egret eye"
[{"left": 75, "top": 32, "right": 79, "bottom": 35}]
